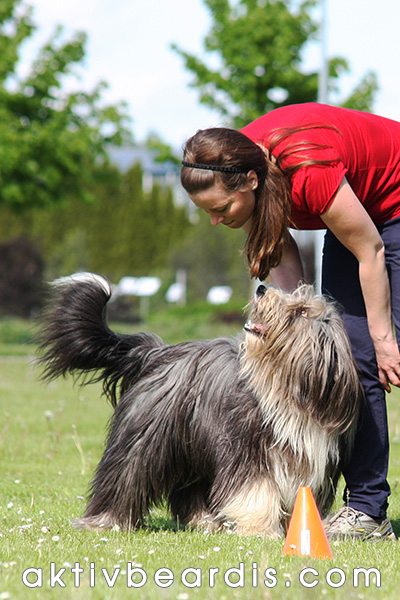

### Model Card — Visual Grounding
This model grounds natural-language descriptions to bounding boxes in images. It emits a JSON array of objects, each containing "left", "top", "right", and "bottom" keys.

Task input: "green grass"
[{"left": 1, "top": 313, "right": 400, "bottom": 599}]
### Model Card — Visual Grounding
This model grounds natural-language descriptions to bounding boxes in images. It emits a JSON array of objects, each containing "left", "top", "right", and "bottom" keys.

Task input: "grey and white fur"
[{"left": 37, "top": 273, "right": 362, "bottom": 537}]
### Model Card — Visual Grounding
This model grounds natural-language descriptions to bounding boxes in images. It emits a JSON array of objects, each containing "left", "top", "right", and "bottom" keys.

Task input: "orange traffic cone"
[{"left": 282, "top": 486, "right": 333, "bottom": 559}]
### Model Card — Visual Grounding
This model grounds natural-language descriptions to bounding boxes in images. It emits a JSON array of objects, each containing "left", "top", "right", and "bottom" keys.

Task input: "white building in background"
[{"left": 108, "top": 145, "right": 192, "bottom": 212}]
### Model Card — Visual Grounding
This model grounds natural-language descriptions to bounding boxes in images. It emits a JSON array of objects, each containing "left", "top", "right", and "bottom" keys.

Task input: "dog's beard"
[{"left": 242, "top": 285, "right": 360, "bottom": 435}]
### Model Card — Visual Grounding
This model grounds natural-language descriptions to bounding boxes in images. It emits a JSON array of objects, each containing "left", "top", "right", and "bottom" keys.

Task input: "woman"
[{"left": 181, "top": 102, "right": 400, "bottom": 540}]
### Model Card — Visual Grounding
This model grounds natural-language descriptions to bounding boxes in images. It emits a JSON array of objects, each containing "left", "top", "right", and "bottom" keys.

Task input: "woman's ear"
[{"left": 247, "top": 170, "right": 259, "bottom": 191}]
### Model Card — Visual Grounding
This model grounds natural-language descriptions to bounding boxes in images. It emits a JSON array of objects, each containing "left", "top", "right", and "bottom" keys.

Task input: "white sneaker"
[{"left": 325, "top": 506, "right": 396, "bottom": 541}]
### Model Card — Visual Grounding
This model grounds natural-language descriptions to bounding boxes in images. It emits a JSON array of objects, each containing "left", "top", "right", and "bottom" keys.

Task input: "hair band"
[{"left": 181, "top": 160, "right": 248, "bottom": 174}]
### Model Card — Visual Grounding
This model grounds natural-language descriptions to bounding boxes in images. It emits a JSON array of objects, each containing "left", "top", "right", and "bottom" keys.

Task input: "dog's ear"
[{"left": 293, "top": 321, "right": 362, "bottom": 433}]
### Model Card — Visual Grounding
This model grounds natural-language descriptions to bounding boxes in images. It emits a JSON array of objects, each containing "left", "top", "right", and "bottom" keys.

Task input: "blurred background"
[{"left": 0, "top": 0, "right": 399, "bottom": 325}]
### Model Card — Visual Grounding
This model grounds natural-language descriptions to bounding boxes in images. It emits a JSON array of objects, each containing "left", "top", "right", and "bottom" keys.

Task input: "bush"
[{"left": 0, "top": 236, "right": 44, "bottom": 318}]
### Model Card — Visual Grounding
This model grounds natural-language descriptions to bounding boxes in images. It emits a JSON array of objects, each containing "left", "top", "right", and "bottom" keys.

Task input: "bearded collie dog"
[{"left": 37, "top": 273, "right": 362, "bottom": 536}]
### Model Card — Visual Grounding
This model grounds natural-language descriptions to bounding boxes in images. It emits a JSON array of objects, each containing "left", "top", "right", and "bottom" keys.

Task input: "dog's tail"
[{"left": 37, "top": 272, "right": 163, "bottom": 406}]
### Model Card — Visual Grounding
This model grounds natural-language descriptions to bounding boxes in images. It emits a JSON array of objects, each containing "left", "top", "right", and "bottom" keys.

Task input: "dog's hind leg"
[
  {"left": 169, "top": 480, "right": 216, "bottom": 530},
  {"left": 72, "top": 424, "right": 159, "bottom": 531}
]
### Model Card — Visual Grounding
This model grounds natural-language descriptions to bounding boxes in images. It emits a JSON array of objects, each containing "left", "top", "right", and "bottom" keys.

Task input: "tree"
[
  {"left": 0, "top": 0, "right": 132, "bottom": 211},
  {"left": 172, "top": 0, "right": 378, "bottom": 127},
  {"left": 145, "top": 132, "right": 182, "bottom": 166},
  {"left": 169, "top": 211, "right": 250, "bottom": 301},
  {"left": 0, "top": 236, "right": 43, "bottom": 317},
  {"left": 81, "top": 164, "right": 190, "bottom": 280},
  {"left": 0, "top": 162, "right": 191, "bottom": 283}
]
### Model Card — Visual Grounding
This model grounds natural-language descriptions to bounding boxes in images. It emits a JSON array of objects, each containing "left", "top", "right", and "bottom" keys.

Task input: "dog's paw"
[{"left": 72, "top": 514, "right": 119, "bottom": 531}]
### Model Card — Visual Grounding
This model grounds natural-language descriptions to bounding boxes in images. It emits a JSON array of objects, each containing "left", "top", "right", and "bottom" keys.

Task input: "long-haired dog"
[{"left": 37, "top": 273, "right": 362, "bottom": 537}]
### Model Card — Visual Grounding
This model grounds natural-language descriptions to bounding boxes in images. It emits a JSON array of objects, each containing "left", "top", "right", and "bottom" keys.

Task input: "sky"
[{"left": 17, "top": 0, "right": 400, "bottom": 151}]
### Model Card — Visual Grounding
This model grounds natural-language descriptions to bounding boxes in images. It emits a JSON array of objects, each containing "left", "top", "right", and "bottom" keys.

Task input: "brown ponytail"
[{"left": 245, "top": 156, "right": 294, "bottom": 280}]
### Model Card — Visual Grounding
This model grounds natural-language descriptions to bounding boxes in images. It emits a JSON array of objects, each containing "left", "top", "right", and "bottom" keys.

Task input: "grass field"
[{"left": 1, "top": 309, "right": 400, "bottom": 599}]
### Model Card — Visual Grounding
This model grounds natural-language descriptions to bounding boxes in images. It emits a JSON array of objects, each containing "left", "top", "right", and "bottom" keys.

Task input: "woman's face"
[{"left": 189, "top": 171, "right": 258, "bottom": 230}]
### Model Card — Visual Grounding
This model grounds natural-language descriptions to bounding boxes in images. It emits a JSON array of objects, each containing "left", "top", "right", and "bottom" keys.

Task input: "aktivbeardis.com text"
[{"left": 21, "top": 562, "right": 381, "bottom": 590}]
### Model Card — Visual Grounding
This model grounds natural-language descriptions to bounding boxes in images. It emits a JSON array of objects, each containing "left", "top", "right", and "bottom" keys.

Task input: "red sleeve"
[{"left": 291, "top": 162, "right": 348, "bottom": 215}]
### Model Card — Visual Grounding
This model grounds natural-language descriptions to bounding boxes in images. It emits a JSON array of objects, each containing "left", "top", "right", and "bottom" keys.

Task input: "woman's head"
[
  {"left": 181, "top": 127, "right": 292, "bottom": 280},
  {"left": 181, "top": 127, "right": 268, "bottom": 197}
]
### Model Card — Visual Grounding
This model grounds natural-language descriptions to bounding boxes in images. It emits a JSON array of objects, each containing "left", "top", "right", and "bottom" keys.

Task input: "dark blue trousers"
[{"left": 322, "top": 217, "right": 400, "bottom": 519}]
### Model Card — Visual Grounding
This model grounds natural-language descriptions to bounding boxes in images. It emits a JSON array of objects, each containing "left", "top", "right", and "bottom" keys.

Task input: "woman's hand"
[{"left": 373, "top": 337, "right": 400, "bottom": 393}]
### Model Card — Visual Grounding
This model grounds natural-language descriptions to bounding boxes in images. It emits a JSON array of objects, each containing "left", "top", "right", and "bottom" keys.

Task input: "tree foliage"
[
  {"left": 340, "top": 71, "right": 379, "bottom": 113},
  {"left": 172, "top": 0, "right": 378, "bottom": 127},
  {"left": 0, "top": 0, "right": 132, "bottom": 211},
  {"left": 0, "top": 163, "right": 191, "bottom": 283},
  {"left": 0, "top": 236, "right": 44, "bottom": 317},
  {"left": 170, "top": 211, "right": 250, "bottom": 301}
]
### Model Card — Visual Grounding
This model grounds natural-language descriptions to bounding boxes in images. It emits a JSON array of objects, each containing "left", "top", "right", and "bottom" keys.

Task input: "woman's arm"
[
  {"left": 321, "top": 177, "right": 400, "bottom": 392},
  {"left": 269, "top": 232, "right": 305, "bottom": 291}
]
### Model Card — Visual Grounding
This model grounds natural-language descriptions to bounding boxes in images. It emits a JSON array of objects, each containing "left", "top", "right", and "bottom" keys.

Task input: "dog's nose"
[{"left": 256, "top": 285, "right": 267, "bottom": 298}]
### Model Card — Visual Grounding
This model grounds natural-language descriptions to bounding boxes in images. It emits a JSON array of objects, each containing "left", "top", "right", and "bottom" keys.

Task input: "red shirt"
[{"left": 241, "top": 103, "right": 400, "bottom": 229}]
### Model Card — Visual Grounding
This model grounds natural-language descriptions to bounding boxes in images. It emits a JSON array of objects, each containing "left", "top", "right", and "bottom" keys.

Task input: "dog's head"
[
  {"left": 244, "top": 284, "right": 320, "bottom": 340},
  {"left": 242, "top": 284, "right": 362, "bottom": 433}
]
